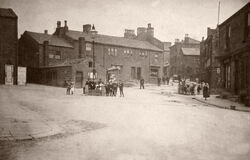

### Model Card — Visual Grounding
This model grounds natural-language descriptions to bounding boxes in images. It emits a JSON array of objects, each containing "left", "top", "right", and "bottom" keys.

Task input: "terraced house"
[
  {"left": 19, "top": 21, "right": 164, "bottom": 87},
  {"left": 217, "top": 2, "right": 250, "bottom": 105}
]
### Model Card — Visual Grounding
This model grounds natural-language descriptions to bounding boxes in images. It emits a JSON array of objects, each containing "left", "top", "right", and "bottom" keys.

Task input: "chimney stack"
[
  {"left": 124, "top": 29, "right": 136, "bottom": 39},
  {"left": 57, "top": 21, "right": 61, "bottom": 28},
  {"left": 44, "top": 30, "right": 48, "bottom": 34},
  {"left": 147, "top": 23, "right": 154, "bottom": 37},
  {"left": 83, "top": 24, "right": 91, "bottom": 33},
  {"left": 184, "top": 34, "right": 189, "bottom": 43},
  {"left": 64, "top": 20, "right": 67, "bottom": 27}
]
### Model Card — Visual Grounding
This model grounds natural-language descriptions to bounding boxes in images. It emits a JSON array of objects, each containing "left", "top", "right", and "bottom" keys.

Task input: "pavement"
[
  {"left": 192, "top": 95, "right": 250, "bottom": 112},
  {"left": 0, "top": 85, "right": 61, "bottom": 141}
]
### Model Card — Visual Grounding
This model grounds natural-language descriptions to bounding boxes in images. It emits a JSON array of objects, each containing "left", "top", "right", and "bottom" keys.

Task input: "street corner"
[{"left": 0, "top": 118, "right": 62, "bottom": 141}]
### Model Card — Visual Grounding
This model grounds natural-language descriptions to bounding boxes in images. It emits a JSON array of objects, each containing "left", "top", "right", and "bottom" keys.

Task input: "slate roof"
[
  {"left": 66, "top": 30, "right": 162, "bottom": 52},
  {"left": 181, "top": 47, "right": 200, "bottom": 56},
  {"left": 26, "top": 31, "right": 73, "bottom": 48},
  {"left": 0, "top": 8, "right": 17, "bottom": 18},
  {"left": 185, "top": 37, "right": 200, "bottom": 44}
]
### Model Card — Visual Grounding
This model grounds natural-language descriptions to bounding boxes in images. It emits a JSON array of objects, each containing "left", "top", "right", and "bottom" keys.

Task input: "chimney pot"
[{"left": 44, "top": 30, "right": 48, "bottom": 34}]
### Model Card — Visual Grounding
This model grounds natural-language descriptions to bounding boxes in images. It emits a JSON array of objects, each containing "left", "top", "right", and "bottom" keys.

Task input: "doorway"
[{"left": 75, "top": 71, "right": 83, "bottom": 88}]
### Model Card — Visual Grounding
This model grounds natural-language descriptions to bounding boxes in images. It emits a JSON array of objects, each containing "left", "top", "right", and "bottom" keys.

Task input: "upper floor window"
[
  {"left": 245, "top": 13, "right": 250, "bottom": 40},
  {"left": 225, "top": 25, "right": 231, "bottom": 50},
  {"left": 123, "top": 49, "right": 132, "bottom": 56},
  {"left": 49, "top": 54, "right": 54, "bottom": 59},
  {"left": 55, "top": 51, "right": 61, "bottom": 60},
  {"left": 88, "top": 61, "right": 93, "bottom": 68},
  {"left": 86, "top": 43, "right": 92, "bottom": 51},
  {"left": 108, "top": 47, "right": 118, "bottom": 56},
  {"left": 139, "top": 51, "right": 147, "bottom": 57}
]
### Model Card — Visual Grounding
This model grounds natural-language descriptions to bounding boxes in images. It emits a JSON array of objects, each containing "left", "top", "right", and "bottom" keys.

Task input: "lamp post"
[{"left": 90, "top": 24, "right": 97, "bottom": 80}]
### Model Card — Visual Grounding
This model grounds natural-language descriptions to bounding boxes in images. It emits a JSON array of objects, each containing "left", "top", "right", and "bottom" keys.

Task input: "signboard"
[
  {"left": 18, "top": 67, "right": 27, "bottom": 85},
  {"left": 5, "top": 64, "right": 13, "bottom": 85}
]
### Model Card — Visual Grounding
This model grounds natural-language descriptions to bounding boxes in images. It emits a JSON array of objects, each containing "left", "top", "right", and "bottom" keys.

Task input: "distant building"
[
  {"left": 19, "top": 21, "right": 164, "bottom": 87},
  {"left": 0, "top": 8, "right": 18, "bottom": 84},
  {"left": 217, "top": 2, "right": 250, "bottom": 105},
  {"left": 170, "top": 34, "right": 200, "bottom": 80},
  {"left": 200, "top": 27, "right": 220, "bottom": 92},
  {"left": 163, "top": 42, "right": 171, "bottom": 78}
]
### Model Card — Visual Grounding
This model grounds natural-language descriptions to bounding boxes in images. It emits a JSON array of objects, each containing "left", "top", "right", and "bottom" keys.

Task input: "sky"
[{"left": 1, "top": 0, "right": 249, "bottom": 43}]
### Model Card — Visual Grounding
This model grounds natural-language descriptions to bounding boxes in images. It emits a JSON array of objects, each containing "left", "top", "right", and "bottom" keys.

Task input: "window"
[
  {"left": 108, "top": 48, "right": 118, "bottom": 56},
  {"left": 86, "top": 43, "right": 92, "bottom": 51},
  {"left": 225, "top": 25, "right": 231, "bottom": 50},
  {"left": 55, "top": 51, "right": 61, "bottom": 59},
  {"left": 248, "top": 13, "right": 250, "bottom": 26},
  {"left": 88, "top": 61, "right": 93, "bottom": 68},
  {"left": 245, "top": 13, "right": 250, "bottom": 40},
  {"left": 150, "top": 68, "right": 159, "bottom": 77},
  {"left": 49, "top": 54, "right": 54, "bottom": 59},
  {"left": 154, "top": 54, "right": 159, "bottom": 62},
  {"left": 108, "top": 48, "right": 111, "bottom": 55}
]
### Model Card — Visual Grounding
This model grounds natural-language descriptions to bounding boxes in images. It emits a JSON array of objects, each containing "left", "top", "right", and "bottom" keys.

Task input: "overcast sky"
[{"left": 1, "top": 0, "right": 249, "bottom": 43}]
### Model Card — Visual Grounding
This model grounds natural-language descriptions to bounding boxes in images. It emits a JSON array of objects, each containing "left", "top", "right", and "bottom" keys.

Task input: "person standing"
[
  {"left": 203, "top": 83, "right": 209, "bottom": 100},
  {"left": 118, "top": 82, "right": 124, "bottom": 97},
  {"left": 70, "top": 82, "right": 75, "bottom": 95},
  {"left": 112, "top": 81, "right": 118, "bottom": 96},
  {"left": 166, "top": 77, "right": 169, "bottom": 85},
  {"left": 66, "top": 80, "right": 71, "bottom": 95},
  {"left": 140, "top": 78, "right": 144, "bottom": 89},
  {"left": 157, "top": 77, "right": 161, "bottom": 86}
]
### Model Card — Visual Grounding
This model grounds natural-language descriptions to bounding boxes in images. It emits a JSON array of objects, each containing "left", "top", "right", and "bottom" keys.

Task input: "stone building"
[
  {"left": 163, "top": 42, "right": 171, "bottom": 78},
  {"left": 200, "top": 27, "right": 220, "bottom": 92},
  {"left": 19, "top": 21, "right": 164, "bottom": 87},
  {"left": 217, "top": 2, "right": 250, "bottom": 105},
  {"left": 170, "top": 34, "right": 200, "bottom": 80},
  {"left": 0, "top": 8, "right": 18, "bottom": 84}
]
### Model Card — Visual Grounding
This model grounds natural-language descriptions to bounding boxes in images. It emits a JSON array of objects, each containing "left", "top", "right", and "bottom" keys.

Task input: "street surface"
[{"left": 0, "top": 84, "right": 250, "bottom": 160}]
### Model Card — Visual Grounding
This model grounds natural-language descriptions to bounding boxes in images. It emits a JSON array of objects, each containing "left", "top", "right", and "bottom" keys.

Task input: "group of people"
[
  {"left": 83, "top": 79, "right": 124, "bottom": 97},
  {"left": 178, "top": 80, "right": 210, "bottom": 100}
]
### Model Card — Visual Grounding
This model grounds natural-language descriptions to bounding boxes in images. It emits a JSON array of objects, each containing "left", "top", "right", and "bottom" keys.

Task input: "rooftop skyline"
[{"left": 1, "top": 0, "right": 249, "bottom": 43}]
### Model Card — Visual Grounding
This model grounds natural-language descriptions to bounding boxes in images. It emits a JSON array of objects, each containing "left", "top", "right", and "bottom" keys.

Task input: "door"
[
  {"left": 5, "top": 64, "right": 13, "bottom": 85},
  {"left": 75, "top": 71, "right": 83, "bottom": 88},
  {"left": 137, "top": 67, "right": 141, "bottom": 80}
]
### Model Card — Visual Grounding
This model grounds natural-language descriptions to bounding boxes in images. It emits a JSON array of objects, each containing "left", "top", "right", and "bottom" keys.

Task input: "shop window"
[{"left": 150, "top": 68, "right": 159, "bottom": 77}]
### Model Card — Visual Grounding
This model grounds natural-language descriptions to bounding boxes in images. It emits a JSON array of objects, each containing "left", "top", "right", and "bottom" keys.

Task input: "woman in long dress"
[{"left": 203, "top": 83, "right": 209, "bottom": 100}]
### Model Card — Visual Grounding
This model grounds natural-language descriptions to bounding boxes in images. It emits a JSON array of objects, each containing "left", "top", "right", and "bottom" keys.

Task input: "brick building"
[
  {"left": 200, "top": 27, "right": 220, "bottom": 92},
  {"left": 170, "top": 34, "right": 200, "bottom": 80},
  {"left": 217, "top": 2, "right": 250, "bottom": 104},
  {"left": 0, "top": 8, "right": 18, "bottom": 84},
  {"left": 19, "top": 21, "right": 164, "bottom": 87}
]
